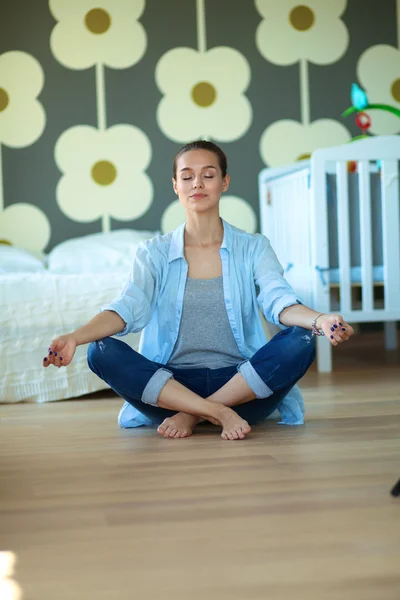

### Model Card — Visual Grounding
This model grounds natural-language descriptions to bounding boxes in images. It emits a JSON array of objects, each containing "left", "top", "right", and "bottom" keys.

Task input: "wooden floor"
[{"left": 1, "top": 332, "right": 400, "bottom": 600}]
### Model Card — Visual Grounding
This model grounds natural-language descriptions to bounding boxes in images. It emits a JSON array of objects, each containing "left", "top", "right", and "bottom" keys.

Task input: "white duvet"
[{"left": 0, "top": 271, "right": 140, "bottom": 403}]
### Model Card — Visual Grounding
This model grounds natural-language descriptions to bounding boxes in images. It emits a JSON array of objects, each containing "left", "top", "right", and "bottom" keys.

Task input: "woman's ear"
[
  {"left": 172, "top": 178, "right": 178, "bottom": 195},
  {"left": 222, "top": 174, "right": 230, "bottom": 193}
]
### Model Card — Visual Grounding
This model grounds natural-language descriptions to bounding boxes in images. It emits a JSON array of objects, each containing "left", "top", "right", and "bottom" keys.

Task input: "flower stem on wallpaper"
[
  {"left": 95, "top": 61, "right": 110, "bottom": 232},
  {"left": 196, "top": 0, "right": 207, "bottom": 53},
  {"left": 102, "top": 213, "right": 110, "bottom": 233},
  {"left": 197, "top": 0, "right": 207, "bottom": 138},
  {"left": 96, "top": 62, "right": 107, "bottom": 132},
  {"left": 299, "top": 58, "right": 310, "bottom": 126},
  {"left": 397, "top": 0, "right": 400, "bottom": 47}
]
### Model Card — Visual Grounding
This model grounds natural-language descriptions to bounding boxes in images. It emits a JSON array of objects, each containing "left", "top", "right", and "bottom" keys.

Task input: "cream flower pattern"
[
  {"left": 357, "top": 45, "right": 400, "bottom": 135},
  {"left": 255, "top": 0, "right": 349, "bottom": 65},
  {"left": 0, "top": 51, "right": 45, "bottom": 148},
  {"left": 155, "top": 47, "right": 252, "bottom": 142},
  {"left": 49, "top": 0, "right": 146, "bottom": 69},
  {"left": 161, "top": 196, "right": 257, "bottom": 234},
  {"left": 260, "top": 120, "right": 351, "bottom": 167},
  {"left": 55, "top": 125, "right": 153, "bottom": 230},
  {"left": 0, "top": 203, "right": 51, "bottom": 255}
]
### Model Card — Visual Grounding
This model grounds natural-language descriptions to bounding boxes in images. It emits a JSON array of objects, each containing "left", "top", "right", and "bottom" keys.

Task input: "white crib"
[{"left": 259, "top": 135, "right": 400, "bottom": 372}]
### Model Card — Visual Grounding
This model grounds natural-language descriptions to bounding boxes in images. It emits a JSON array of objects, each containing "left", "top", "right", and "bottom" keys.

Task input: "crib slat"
[
  {"left": 336, "top": 162, "right": 352, "bottom": 313},
  {"left": 311, "top": 155, "right": 331, "bottom": 371},
  {"left": 358, "top": 161, "right": 373, "bottom": 312},
  {"left": 381, "top": 159, "right": 400, "bottom": 310}
]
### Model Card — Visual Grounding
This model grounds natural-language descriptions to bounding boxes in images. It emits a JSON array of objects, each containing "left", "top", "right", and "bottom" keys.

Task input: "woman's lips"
[{"left": 191, "top": 193, "right": 207, "bottom": 199}]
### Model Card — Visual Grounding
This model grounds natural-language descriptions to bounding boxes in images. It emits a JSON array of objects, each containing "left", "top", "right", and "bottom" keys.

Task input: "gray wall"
[{"left": 0, "top": 0, "right": 398, "bottom": 254}]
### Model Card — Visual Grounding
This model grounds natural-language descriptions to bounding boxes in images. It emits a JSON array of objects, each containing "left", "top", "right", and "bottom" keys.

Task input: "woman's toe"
[{"left": 163, "top": 425, "right": 173, "bottom": 437}]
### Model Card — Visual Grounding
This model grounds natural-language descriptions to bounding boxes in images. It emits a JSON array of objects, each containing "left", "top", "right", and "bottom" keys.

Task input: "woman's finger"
[
  {"left": 331, "top": 326, "right": 352, "bottom": 344},
  {"left": 339, "top": 324, "right": 354, "bottom": 341},
  {"left": 338, "top": 332, "right": 350, "bottom": 342},
  {"left": 328, "top": 332, "right": 339, "bottom": 346},
  {"left": 48, "top": 349, "right": 56, "bottom": 365},
  {"left": 335, "top": 327, "right": 349, "bottom": 341},
  {"left": 343, "top": 324, "right": 354, "bottom": 337},
  {"left": 43, "top": 348, "right": 57, "bottom": 367}
]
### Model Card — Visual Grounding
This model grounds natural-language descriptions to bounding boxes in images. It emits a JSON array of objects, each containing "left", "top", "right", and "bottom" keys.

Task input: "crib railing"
[{"left": 259, "top": 135, "right": 400, "bottom": 372}]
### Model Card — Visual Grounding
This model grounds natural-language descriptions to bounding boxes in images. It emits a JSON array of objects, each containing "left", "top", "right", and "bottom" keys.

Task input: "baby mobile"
[{"left": 342, "top": 83, "right": 400, "bottom": 172}]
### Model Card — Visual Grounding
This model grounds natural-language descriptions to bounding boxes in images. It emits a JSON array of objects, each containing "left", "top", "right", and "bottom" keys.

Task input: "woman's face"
[{"left": 172, "top": 149, "right": 230, "bottom": 213}]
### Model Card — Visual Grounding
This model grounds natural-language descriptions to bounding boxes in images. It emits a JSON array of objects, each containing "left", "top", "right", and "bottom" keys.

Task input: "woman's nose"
[{"left": 193, "top": 176, "right": 204, "bottom": 188}]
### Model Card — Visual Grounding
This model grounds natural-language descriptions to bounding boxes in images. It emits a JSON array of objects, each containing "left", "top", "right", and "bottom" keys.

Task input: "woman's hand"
[
  {"left": 317, "top": 314, "right": 354, "bottom": 346},
  {"left": 43, "top": 334, "right": 77, "bottom": 368}
]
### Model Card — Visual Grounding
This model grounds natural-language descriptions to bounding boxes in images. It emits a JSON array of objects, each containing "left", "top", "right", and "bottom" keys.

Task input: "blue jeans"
[{"left": 87, "top": 327, "right": 315, "bottom": 426}]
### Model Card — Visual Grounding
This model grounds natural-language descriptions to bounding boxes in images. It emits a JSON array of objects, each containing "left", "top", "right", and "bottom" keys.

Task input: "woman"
[{"left": 43, "top": 140, "right": 354, "bottom": 440}]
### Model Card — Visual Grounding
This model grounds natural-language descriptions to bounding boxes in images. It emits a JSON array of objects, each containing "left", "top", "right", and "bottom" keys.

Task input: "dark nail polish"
[
  {"left": 341, "top": 328, "right": 346, "bottom": 331},
  {"left": 60, "top": 357, "right": 63, "bottom": 361},
  {"left": 44, "top": 357, "right": 47, "bottom": 361},
  {"left": 339, "top": 323, "right": 343, "bottom": 326},
  {"left": 330, "top": 327, "right": 334, "bottom": 331},
  {"left": 54, "top": 352, "right": 57, "bottom": 356},
  {"left": 334, "top": 324, "right": 338, "bottom": 329},
  {"left": 49, "top": 351, "right": 52, "bottom": 355},
  {"left": 330, "top": 335, "right": 334, "bottom": 339}
]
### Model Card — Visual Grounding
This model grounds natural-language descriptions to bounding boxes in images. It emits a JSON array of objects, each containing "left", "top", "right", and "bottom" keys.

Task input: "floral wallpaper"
[{"left": 0, "top": 0, "right": 399, "bottom": 255}]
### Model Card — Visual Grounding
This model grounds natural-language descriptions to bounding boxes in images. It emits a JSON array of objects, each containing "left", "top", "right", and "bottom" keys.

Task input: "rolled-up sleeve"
[
  {"left": 253, "top": 235, "right": 301, "bottom": 327},
  {"left": 100, "top": 243, "right": 157, "bottom": 335}
]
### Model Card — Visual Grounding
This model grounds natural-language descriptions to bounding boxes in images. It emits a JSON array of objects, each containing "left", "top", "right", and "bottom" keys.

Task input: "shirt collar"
[{"left": 168, "top": 218, "right": 231, "bottom": 263}]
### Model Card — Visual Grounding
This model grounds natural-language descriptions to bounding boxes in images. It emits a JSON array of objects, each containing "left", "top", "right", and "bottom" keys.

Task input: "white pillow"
[
  {"left": 47, "top": 229, "right": 159, "bottom": 274},
  {"left": 0, "top": 245, "right": 46, "bottom": 273}
]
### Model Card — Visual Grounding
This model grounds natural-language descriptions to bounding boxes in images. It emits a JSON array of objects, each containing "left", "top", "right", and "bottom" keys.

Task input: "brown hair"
[{"left": 172, "top": 140, "right": 228, "bottom": 179}]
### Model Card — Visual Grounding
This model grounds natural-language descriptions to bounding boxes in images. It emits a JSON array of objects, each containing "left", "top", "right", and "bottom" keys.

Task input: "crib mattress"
[
  {"left": 328, "top": 266, "right": 384, "bottom": 284},
  {"left": 0, "top": 271, "right": 140, "bottom": 403}
]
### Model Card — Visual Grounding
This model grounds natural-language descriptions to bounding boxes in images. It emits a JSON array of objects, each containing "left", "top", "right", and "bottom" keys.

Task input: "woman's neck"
[{"left": 184, "top": 214, "right": 224, "bottom": 248}]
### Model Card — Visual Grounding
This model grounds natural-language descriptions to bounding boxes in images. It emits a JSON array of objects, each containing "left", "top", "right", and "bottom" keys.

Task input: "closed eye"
[{"left": 181, "top": 174, "right": 215, "bottom": 181}]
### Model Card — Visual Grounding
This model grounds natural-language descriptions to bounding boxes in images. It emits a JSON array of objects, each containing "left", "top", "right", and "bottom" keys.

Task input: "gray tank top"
[{"left": 168, "top": 276, "right": 243, "bottom": 369}]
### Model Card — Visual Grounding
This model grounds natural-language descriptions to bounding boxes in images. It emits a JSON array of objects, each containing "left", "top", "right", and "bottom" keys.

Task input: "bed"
[
  {"left": 0, "top": 271, "right": 143, "bottom": 404},
  {"left": 0, "top": 229, "right": 155, "bottom": 404},
  {"left": 259, "top": 135, "right": 400, "bottom": 372}
]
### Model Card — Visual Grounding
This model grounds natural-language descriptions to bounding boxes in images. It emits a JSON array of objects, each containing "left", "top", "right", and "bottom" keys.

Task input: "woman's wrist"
[
  {"left": 314, "top": 313, "right": 327, "bottom": 328},
  {"left": 311, "top": 313, "right": 326, "bottom": 336}
]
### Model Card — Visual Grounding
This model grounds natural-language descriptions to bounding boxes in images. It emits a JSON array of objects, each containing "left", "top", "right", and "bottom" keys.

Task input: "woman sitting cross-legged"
[{"left": 43, "top": 140, "right": 354, "bottom": 440}]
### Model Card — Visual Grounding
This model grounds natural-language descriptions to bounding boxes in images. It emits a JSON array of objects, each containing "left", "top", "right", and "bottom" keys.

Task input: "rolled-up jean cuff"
[
  {"left": 141, "top": 368, "right": 174, "bottom": 406},
  {"left": 237, "top": 360, "right": 273, "bottom": 399}
]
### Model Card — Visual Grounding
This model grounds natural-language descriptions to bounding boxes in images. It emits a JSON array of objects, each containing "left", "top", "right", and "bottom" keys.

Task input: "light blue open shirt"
[{"left": 101, "top": 219, "right": 306, "bottom": 426}]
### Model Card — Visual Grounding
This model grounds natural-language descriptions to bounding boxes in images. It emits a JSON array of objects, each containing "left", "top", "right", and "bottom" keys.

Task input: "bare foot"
[
  {"left": 213, "top": 405, "right": 251, "bottom": 440},
  {"left": 157, "top": 413, "right": 201, "bottom": 439}
]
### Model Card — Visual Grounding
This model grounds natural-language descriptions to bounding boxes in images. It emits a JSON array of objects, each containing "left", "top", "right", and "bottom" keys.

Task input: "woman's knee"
[
  {"left": 292, "top": 326, "right": 316, "bottom": 346},
  {"left": 271, "top": 326, "right": 316, "bottom": 368},
  {"left": 290, "top": 327, "right": 316, "bottom": 365},
  {"left": 87, "top": 337, "right": 118, "bottom": 373}
]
